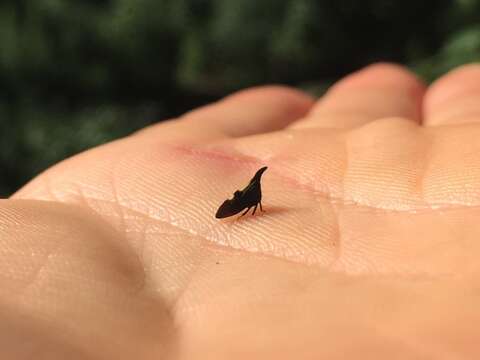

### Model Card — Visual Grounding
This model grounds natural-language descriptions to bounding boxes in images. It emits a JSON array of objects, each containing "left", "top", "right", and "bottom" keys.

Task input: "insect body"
[{"left": 215, "top": 166, "right": 268, "bottom": 219}]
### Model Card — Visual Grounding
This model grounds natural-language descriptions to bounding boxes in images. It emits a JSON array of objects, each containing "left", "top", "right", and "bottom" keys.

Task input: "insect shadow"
[{"left": 215, "top": 166, "right": 267, "bottom": 219}]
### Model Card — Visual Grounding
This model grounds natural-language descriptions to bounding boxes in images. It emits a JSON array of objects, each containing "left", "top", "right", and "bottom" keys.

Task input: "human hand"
[{"left": 3, "top": 63, "right": 480, "bottom": 359}]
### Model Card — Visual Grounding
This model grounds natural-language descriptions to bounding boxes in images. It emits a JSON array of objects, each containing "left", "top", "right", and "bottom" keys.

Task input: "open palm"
[{"left": 3, "top": 63, "right": 480, "bottom": 359}]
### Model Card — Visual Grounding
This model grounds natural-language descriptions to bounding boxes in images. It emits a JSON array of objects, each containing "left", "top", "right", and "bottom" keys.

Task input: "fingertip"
[
  {"left": 184, "top": 85, "right": 315, "bottom": 137},
  {"left": 223, "top": 85, "right": 315, "bottom": 119},
  {"left": 424, "top": 63, "right": 480, "bottom": 119},
  {"left": 329, "top": 62, "right": 425, "bottom": 95},
  {"left": 297, "top": 62, "right": 425, "bottom": 129},
  {"left": 427, "top": 63, "right": 480, "bottom": 94}
]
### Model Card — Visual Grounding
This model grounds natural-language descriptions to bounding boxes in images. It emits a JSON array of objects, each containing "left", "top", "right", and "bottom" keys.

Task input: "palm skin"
[{"left": 2, "top": 63, "right": 480, "bottom": 359}]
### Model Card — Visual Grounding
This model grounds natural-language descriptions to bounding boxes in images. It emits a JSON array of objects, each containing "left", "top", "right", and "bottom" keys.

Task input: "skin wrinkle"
[
  {"left": 52, "top": 177, "right": 459, "bottom": 283},
  {"left": 111, "top": 160, "right": 127, "bottom": 243},
  {"left": 69, "top": 194, "right": 312, "bottom": 269},
  {"left": 329, "top": 126, "right": 349, "bottom": 271},
  {"left": 13, "top": 141, "right": 480, "bottom": 300},
  {"left": 25, "top": 125, "right": 480, "bottom": 212},
  {"left": 416, "top": 129, "right": 429, "bottom": 205},
  {"left": 0, "top": 202, "right": 145, "bottom": 305},
  {"left": 173, "top": 141, "right": 480, "bottom": 213},
  {"left": 143, "top": 215, "right": 213, "bottom": 308},
  {"left": 329, "top": 203, "right": 342, "bottom": 271},
  {"left": 75, "top": 181, "right": 99, "bottom": 210},
  {"left": 22, "top": 138, "right": 480, "bottom": 279},
  {"left": 70, "top": 200, "right": 149, "bottom": 296},
  {"left": 63, "top": 195, "right": 347, "bottom": 321},
  {"left": 169, "top": 244, "right": 206, "bottom": 319},
  {"left": 136, "top": 210, "right": 151, "bottom": 268},
  {"left": 38, "top": 198, "right": 146, "bottom": 294},
  {"left": 45, "top": 172, "right": 89, "bottom": 208},
  {"left": 16, "top": 119, "right": 480, "bottom": 278},
  {"left": 68, "top": 180, "right": 148, "bottom": 296},
  {"left": 45, "top": 175, "right": 60, "bottom": 203}
]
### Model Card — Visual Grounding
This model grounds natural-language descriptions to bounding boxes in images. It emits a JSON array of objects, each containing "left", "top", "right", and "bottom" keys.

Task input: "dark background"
[{"left": 1, "top": 0, "right": 480, "bottom": 197}]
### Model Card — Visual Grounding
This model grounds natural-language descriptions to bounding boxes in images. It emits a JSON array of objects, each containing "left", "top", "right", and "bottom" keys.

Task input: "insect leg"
[
  {"left": 252, "top": 205, "right": 258, "bottom": 215},
  {"left": 240, "top": 207, "right": 250, "bottom": 216},
  {"left": 259, "top": 202, "right": 264, "bottom": 212}
]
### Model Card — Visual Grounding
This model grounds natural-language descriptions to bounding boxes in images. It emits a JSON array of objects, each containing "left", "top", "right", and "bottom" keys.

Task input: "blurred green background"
[{"left": 1, "top": 0, "right": 480, "bottom": 197}]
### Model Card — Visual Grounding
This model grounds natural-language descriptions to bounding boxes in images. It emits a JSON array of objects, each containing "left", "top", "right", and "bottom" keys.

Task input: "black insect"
[{"left": 215, "top": 166, "right": 268, "bottom": 219}]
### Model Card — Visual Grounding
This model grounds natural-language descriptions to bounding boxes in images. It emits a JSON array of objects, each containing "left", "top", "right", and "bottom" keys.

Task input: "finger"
[
  {"left": 293, "top": 63, "right": 425, "bottom": 129},
  {"left": 137, "top": 86, "right": 314, "bottom": 142},
  {"left": 423, "top": 63, "right": 480, "bottom": 126}
]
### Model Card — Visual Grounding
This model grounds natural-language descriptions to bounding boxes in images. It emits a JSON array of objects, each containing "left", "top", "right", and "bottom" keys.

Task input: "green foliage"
[
  {"left": 1, "top": 0, "right": 479, "bottom": 196},
  {"left": 414, "top": 24, "right": 480, "bottom": 81}
]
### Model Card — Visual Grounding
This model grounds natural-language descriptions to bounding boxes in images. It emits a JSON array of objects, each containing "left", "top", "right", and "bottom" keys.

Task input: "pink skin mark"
[
  {"left": 170, "top": 143, "right": 261, "bottom": 171},
  {"left": 170, "top": 143, "right": 340, "bottom": 205},
  {"left": 170, "top": 143, "right": 475, "bottom": 214}
]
